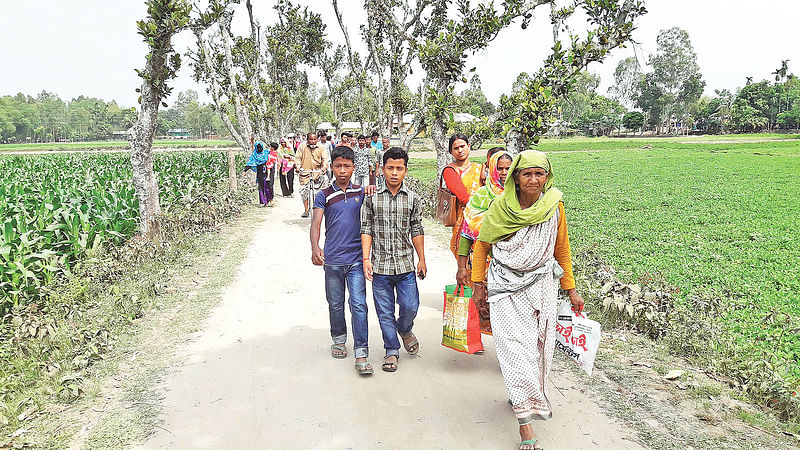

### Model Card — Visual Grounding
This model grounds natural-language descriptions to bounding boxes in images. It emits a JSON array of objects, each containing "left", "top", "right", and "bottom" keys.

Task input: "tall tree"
[
  {"left": 497, "top": 0, "right": 647, "bottom": 153},
  {"left": 635, "top": 27, "right": 705, "bottom": 133},
  {"left": 556, "top": 71, "right": 600, "bottom": 129},
  {"left": 129, "top": 0, "right": 193, "bottom": 240},
  {"left": 191, "top": 0, "right": 325, "bottom": 189},
  {"left": 363, "top": 0, "right": 434, "bottom": 143},
  {"left": 608, "top": 56, "right": 642, "bottom": 109},
  {"left": 415, "top": 0, "right": 526, "bottom": 170},
  {"left": 574, "top": 94, "right": 626, "bottom": 136}
]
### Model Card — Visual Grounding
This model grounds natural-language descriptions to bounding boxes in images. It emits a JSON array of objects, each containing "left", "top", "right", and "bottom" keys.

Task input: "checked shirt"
[
  {"left": 354, "top": 146, "right": 374, "bottom": 178},
  {"left": 360, "top": 183, "right": 424, "bottom": 275}
]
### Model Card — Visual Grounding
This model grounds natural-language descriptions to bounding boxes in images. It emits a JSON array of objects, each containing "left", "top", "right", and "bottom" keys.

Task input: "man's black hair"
[
  {"left": 270, "top": 142, "right": 279, "bottom": 150},
  {"left": 487, "top": 146, "right": 504, "bottom": 159},
  {"left": 341, "top": 131, "right": 353, "bottom": 139},
  {"left": 382, "top": 146, "right": 408, "bottom": 166},
  {"left": 371, "top": 131, "right": 379, "bottom": 138},
  {"left": 331, "top": 145, "right": 355, "bottom": 163},
  {"left": 448, "top": 133, "right": 470, "bottom": 153},
  {"left": 357, "top": 134, "right": 367, "bottom": 140}
]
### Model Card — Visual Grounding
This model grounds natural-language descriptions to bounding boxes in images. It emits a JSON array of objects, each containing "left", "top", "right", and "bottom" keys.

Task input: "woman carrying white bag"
[
  {"left": 471, "top": 151, "right": 585, "bottom": 450},
  {"left": 556, "top": 301, "right": 602, "bottom": 377}
]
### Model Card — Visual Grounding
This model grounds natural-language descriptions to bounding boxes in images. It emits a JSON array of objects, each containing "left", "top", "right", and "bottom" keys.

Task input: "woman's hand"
[
  {"left": 456, "top": 267, "right": 470, "bottom": 286},
  {"left": 472, "top": 282, "right": 490, "bottom": 320},
  {"left": 567, "top": 289, "right": 585, "bottom": 313}
]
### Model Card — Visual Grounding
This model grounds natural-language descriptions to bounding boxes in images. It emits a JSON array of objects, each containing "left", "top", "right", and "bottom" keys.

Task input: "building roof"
[
  {"left": 316, "top": 121, "right": 363, "bottom": 131},
  {"left": 391, "top": 112, "right": 477, "bottom": 126},
  {"left": 452, "top": 112, "right": 478, "bottom": 123}
]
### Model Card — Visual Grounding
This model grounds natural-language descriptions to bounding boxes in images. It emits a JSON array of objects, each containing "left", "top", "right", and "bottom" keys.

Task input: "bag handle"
[{"left": 439, "top": 165, "right": 457, "bottom": 191}]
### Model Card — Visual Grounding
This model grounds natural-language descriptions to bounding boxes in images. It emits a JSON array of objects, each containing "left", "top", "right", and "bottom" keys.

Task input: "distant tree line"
[
  {"left": 0, "top": 89, "right": 227, "bottom": 144},
  {"left": 607, "top": 27, "right": 799, "bottom": 135}
]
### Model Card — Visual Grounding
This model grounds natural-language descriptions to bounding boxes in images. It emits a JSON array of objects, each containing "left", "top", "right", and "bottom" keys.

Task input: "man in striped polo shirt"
[{"left": 310, "top": 146, "right": 375, "bottom": 376}]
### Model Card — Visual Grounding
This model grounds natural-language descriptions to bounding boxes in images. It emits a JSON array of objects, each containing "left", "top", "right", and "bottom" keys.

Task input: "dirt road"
[{"left": 135, "top": 194, "right": 643, "bottom": 449}]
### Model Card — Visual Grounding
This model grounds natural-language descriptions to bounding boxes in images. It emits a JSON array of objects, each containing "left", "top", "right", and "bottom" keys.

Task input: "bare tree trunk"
[
  {"left": 504, "top": 130, "right": 525, "bottom": 155},
  {"left": 129, "top": 59, "right": 163, "bottom": 241},
  {"left": 430, "top": 115, "right": 450, "bottom": 174},
  {"left": 228, "top": 147, "right": 237, "bottom": 190},
  {"left": 219, "top": 14, "right": 253, "bottom": 147}
]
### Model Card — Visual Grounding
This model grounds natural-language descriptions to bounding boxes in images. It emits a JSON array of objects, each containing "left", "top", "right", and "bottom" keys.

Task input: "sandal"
[
  {"left": 331, "top": 344, "right": 347, "bottom": 359},
  {"left": 400, "top": 332, "right": 419, "bottom": 355},
  {"left": 355, "top": 361, "right": 374, "bottom": 376},
  {"left": 520, "top": 439, "right": 542, "bottom": 450},
  {"left": 382, "top": 355, "right": 398, "bottom": 372}
]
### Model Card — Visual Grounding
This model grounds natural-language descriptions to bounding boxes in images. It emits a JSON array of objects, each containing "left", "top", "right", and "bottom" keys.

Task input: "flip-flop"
[
  {"left": 382, "top": 355, "right": 398, "bottom": 372},
  {"left": 520, "top": 439, "right": 543, "bottom": 450},
  {"left": 400, "top": 332, "right": 419, "bottom": 355},
  {"left": 331, "top": 344, "right": 347, "bottom": 359},
  {"left": 355, "top": 361, "right": 373, "bottom": 376}
]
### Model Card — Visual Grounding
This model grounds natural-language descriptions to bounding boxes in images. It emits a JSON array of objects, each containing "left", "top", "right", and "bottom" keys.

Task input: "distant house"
[
  {"left": 452, "top": 112, "right": 479, "bottom": 123},
  {"left": 111, "top": 130, "right": 132, "bottom": 139},
  {"left": 167, "top": 128, "right": 190, "bottom": 139},
  {"left": 316, "top": 121, "right": 363, "bottom": 134},
  {"left": 391, "top": 112, "right": 477, "bottom": 136}
]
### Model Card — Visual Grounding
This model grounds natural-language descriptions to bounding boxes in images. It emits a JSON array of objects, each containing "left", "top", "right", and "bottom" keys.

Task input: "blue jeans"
[
  {"left": 324, "top": 262, "right": 369, "bottom": 358},
  {"left": 372, "top": 271, "right": 419, "bottom": 357}
]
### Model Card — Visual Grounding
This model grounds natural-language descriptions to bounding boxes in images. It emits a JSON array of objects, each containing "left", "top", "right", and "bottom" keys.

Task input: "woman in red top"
[{"left": 442, "top": 133, "right": 484, "bottom": 258}]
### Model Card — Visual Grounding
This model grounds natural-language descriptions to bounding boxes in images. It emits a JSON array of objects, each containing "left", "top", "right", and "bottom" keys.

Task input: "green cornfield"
[{"left": 0, "top": 152, "right": 240, "bottom": 314}]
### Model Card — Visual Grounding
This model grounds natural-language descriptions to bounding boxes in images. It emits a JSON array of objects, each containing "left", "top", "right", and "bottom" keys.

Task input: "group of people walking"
[
  {"left": 245, "top": 131, "right": 389, "bottom": 218},
  {"left": 243, "top": 136, "right": 302, "bottom": 206},
  {"left": 250, "top": 129, "right": 585, "bottom": 449}
]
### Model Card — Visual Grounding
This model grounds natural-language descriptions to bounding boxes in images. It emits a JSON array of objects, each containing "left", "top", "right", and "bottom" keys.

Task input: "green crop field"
[
  {"left": 409, "top": 138, "right": 800, "bottom": 408},
  {"left": 0, "top": 151, "right": 241, "bottom": 313},
  {"left": 0, "top": 139, "right": 236, "bottom": 152}
]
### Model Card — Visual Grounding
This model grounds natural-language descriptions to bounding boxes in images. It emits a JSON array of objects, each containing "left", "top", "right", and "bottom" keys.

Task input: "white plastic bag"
[{"left": 555, "top": 301, "right": 602, "bottom": 376}]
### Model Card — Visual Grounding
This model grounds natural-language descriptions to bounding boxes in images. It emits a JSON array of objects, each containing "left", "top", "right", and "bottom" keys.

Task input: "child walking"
[
  {"left": 360, "top": 147, "right": 426, "bottom": 372},
  {"left": 311, "top": 146, "right": 374, "bottom": 375}
]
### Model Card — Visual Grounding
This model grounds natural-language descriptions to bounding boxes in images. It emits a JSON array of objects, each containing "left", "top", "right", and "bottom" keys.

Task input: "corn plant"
[{"left": 0, "top": 151, "right": 237, "bottom": 315}]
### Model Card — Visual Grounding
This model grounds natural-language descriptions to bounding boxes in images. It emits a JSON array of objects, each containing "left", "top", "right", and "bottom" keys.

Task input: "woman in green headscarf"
[{"left": 470, "top": 150, "right": 584, "bottom": 450}]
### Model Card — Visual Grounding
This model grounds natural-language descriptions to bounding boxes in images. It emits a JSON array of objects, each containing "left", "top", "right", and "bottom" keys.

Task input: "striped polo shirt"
[{"left": 313, "top": 182, "right": 365, "bottom": 265}]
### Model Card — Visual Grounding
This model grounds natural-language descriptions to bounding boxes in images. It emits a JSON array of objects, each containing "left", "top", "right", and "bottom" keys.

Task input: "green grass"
[
  {"left": 547, "top": 145, "right": 799, "bottom": 370},
  {"left": 408, "top": 138, "right": 800, "bottom": 397},
  {"left": 0, "top": 139, "right": 236, "bottom": 152},
  {"left": 477, "top": 137, "right": 800, "bottom": 153}
]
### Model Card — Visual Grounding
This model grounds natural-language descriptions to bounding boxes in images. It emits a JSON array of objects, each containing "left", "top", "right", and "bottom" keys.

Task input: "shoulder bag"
[{"left": 436, "top": 165, "right": 458, "bottom": 227}]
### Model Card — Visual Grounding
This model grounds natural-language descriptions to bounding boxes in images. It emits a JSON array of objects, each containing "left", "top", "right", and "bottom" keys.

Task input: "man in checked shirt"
[{"left": 360, "top": 147, "right": 427, "bottom": 373}]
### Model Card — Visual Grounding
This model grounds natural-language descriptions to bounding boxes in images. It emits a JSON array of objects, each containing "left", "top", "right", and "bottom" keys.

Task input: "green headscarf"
[{"left": 477, "top": 150, "right": 563, "bottom": 244}]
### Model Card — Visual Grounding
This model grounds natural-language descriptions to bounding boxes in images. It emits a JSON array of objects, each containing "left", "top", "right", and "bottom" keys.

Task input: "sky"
[{"left": 1, "top": 0, "right": 799, "bottom": 108}]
